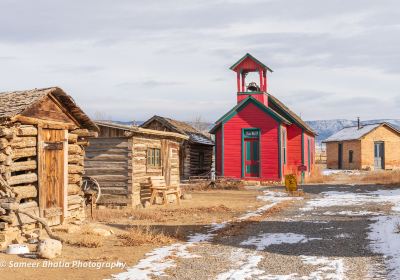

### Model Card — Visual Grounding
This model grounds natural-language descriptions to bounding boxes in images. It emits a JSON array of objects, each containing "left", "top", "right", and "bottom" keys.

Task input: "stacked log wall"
[
  {"left": 131, "top": 135, "right": 181, "bottom": 205},
  {"left": 0, "top": 123, "right": 91, "bottom": 243},
  {"left": 84, "top": 137, "right": 130, "bottom": 205},
  {"left": 0, "top": 124, "right": 40, "bottom": 235},
  {"left": 66, "top": 128, "right": 91, "bottom": 221}
]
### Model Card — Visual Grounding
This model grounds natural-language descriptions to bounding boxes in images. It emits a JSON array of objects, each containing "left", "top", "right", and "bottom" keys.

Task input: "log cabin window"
[
  {"left": 147, "top": 148, "right": 161, "bottom": 167},
  {"left": 198, "top": 151, "right": 205, "bottom": 168},
  {"left": 349, "top": 150, "right": 353, "bottom": 163}
]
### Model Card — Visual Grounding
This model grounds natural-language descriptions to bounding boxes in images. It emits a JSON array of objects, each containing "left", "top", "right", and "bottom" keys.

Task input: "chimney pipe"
[{"left": 357, "top": 117, "right": 360, "bottom": 130}]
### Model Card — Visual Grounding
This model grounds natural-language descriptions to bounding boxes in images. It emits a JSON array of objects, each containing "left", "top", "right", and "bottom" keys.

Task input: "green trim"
[
  {"left": 241, "top": 129, "right": 245, "bottom": 177},
  {"left": 237, "top": 92, "right": 265, "bottom": 95},
  {"left": 230, "top": 53, "right": 273, "bottom": 72},
  {"left": 221, "top": 124, "right": 224, "bottom": 176},
  {"left": 278, "top": 125, "right": 282, "bottom": 179},
  {"left": 215, "top": 96, "right": 290, "bottom": 127}
]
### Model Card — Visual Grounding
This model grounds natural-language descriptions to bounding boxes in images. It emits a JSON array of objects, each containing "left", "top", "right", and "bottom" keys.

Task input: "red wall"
[
  {"left": 281, "top": 125, "right": 287, "bottom": 176},
  {"left": 286, "top": 125, "right": 303, "bottom": 175},
  {"left": 215, "top": 128, "right": 222, "bottom": 176},
  {"left": 237, "top": 93, "right": 268, "bottom": 106},
  {"left": 223, "top": 102, "right": 280, "bottom": 181},
  {"left": 303, "top": 132, "right": 315, "bottom": 173}
]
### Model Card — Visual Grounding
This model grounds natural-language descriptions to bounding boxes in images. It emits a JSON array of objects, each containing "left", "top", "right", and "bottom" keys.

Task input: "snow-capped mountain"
[{"left": 307, "top": 119, "right": 400, "bottom": 143}]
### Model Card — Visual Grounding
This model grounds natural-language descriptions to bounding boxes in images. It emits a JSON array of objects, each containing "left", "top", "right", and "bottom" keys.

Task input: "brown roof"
[
  {"left": 95, "top": 121, "right": 189, "bottom": 140},
  {"left": 268, "top": 94, "right": 316, "bottom": 135},
  {"left": 141, "top": 115, "right": 214, "bottom": 145},
  {"left": 0, "top": 87, "right": 98, "bottom": 131}
]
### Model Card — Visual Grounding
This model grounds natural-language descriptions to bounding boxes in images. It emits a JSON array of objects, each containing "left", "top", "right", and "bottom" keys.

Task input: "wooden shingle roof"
[
  {"left": 141, "top": 116, "right": 214, "bottom": 146},
  {"left": 95, "top": 121, "right": 189, "bottom": 140},
  {"left": 0, "top": 87, "right": 98, "bottom": 131},
  {"left": 268, "top": 94, "right": 316, "bottom": 135}
]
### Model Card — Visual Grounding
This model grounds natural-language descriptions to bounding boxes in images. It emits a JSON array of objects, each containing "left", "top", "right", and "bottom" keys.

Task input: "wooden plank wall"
[
  {"left": 84, "top": 137, "right": 130, "bottom": 205},
  {"left": 187, "top": 144, "right": 213, "bottom": 178},
  {"left": 131, "top": 135, "right": 180, "bottom": 205}
]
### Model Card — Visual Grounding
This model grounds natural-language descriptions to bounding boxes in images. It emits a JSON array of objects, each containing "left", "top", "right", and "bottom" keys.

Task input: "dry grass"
[
  {"left": 93, "top": 204, "right": 233, "bottom": 223},
  {"left": 360, "top": 170, "right": 400, "bottom": 184},
  {"left": 117, "top": 225, "right": 176, "bottom": 246},
  {"left": 60, "top": 225, "right": 105, "bottom": 248},
  {"left": 215, "top": 199, "right": 295, "bottom": 238},
  {"left": 305, "top": 165, "right": 331, "bottom": 183}
]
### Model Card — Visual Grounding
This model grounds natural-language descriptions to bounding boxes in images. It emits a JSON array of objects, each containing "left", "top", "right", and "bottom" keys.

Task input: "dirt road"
[{"left": 112, "top": 185, "right": 400, "bottom": 280}]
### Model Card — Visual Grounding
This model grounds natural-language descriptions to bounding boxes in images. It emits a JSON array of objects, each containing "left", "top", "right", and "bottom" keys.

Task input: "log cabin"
[
  {"left": 324, "top": 122, "right": 400, "bottom": 170},
  {"left": 141, "top": 116, "right": 214, "bottom": 179},
  {"left": 210, "top": 54, "right": 317, "bottom": 181},
  {"left": 0, "top": 87, "right": 98, "bottom": 247},
  {"left": 85, "top": 121, "right": 188, "bottom": 207}
]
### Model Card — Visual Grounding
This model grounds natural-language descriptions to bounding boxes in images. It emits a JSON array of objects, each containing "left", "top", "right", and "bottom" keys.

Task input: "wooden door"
[
  {"left": 374, "top": 142, "right": 384, "bottom": 170},
  {"left": 338, "top": 143, "right": 343, "bottom": 169},
  {"left": 244, "top": 139, "right": 260, "bottom": 177},
  {"left": 39, "top": 128, "right": 66, "bottom": 226}
]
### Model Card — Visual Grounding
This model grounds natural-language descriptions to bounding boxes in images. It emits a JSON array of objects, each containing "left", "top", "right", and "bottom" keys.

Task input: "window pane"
[
  {"left": 253, "top": 141, "right": 259, "bottom": 160},
  {"left": 246, "top": 141, "right": 251, "bottom": 160}
]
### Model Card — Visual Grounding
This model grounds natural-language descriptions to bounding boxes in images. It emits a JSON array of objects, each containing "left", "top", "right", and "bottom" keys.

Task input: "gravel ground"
[{"left": 117, "top": 185, "right": 400, "bottom": 280}]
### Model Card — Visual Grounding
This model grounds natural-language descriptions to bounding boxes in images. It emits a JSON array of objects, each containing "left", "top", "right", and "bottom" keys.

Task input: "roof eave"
[{"left": 229, "top": 53, "right": 273, "bottom": 72}]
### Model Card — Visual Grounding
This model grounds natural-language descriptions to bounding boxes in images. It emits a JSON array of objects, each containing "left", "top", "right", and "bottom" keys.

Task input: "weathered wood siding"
[
  {"left": 85, "top": 137, "right": 130, "bottom": 205},
  {"left": 215, "top": 128, "right": 222, "bottom": 176},
  {"left": 187, "top": 144, "right": 213, "bottom": 177},
  {"left": 141, "top": 119, "right": 213, "bottom": 179},
  {"left": 131, "top": 135, "right": 180, "bottom": 205}
]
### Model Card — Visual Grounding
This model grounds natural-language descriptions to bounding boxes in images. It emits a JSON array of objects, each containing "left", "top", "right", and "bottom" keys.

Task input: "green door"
[{"left": 244, "top": 139, "right": 259, "bottom": 177}]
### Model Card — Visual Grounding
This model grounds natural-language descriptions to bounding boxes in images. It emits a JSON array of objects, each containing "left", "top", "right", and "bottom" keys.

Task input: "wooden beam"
[{"left": 12, "top": 115, "right": 77, "bottom": 130}]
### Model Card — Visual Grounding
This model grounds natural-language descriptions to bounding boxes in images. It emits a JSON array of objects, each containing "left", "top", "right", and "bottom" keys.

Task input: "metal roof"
[{"left": 323, "top": 122, "right": 400, "bottom": 142}]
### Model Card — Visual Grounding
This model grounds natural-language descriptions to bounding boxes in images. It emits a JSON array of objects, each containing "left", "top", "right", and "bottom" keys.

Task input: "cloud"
[{"left": 0, "top": 1, "right": 400, "bottom": 121}]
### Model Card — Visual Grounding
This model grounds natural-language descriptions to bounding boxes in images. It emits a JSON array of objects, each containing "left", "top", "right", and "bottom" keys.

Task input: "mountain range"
[{"left": 111, "top": 119, "right": 400, "bottom": 144}]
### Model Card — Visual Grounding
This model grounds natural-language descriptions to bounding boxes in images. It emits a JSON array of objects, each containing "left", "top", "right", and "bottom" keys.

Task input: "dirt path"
[{"left": 112, "top": 185, "right": 400, "bottom": 280}]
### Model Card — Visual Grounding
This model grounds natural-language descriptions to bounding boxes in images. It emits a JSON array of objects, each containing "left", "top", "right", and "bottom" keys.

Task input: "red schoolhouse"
[{"left": 210, "top": 54, "right": 316, "bottom": 181}]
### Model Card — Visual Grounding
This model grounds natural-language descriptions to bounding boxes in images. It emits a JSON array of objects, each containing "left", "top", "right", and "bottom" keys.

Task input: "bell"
[{"left": 247, "top": 82, "right": 259, "bottom": 92}]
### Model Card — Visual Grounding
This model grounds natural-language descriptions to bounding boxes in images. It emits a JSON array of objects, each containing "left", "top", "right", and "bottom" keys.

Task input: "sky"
[{"left": 0, "top": 0, "right": 400, "bottom": 123}]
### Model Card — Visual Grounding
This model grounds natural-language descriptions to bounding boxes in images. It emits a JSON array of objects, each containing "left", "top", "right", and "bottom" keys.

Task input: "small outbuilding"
[
  {"left": 0, "top": 87, "right": 98, "bottom": 246},
  {"left": 141, "top": 116, "right": 214, "bottom": 179},
  {"left": 324, "top": 122, "right": 400, "bottom": 170},
  {"left": 85, "top": 121, "right": 188, "bottom": 207}
]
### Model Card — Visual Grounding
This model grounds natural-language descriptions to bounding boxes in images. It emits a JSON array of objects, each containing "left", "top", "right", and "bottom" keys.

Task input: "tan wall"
[
  {"left": 326, "top": 141, "right": 361, "bottom": 169},
  {"left": 361, "top": 125, "right": 400, "bottom": 170},
  {"left": 326, "top": 142, "right": 338, "bottom": 169}
]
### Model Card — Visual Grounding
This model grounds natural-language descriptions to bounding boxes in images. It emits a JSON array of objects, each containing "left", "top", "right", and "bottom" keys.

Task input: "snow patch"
[
  {"left": 301, "top": 255, "right": 346, "bottom": 280},
  {"left": 368, "top": 215, "right": 400, "bottom": 279},
  {"left": 239, "top": 191, "right": 301, "bottom": 220},
  {"left": 240, "top": 233, "right": 321, "bottom": 251},
  {"left": 216, "top": 249, "right": 265, "bottom": 280},
  {"left": 301, "top": 189, "right": 400, "bottom": 213},
  {"left": 323, "top": 210, "right": 379, "bottom": 216},
  {"left": 113, "top": 190, "right": 292, "bottom": 280}
]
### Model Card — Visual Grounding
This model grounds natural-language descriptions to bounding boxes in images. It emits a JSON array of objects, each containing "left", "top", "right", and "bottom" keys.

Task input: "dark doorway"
[
  {"left": 374, "top": 142, "right": 385, "bottom": 170},
  {"left": 338, "top": 143, "right": 343, "bottom": 169}
]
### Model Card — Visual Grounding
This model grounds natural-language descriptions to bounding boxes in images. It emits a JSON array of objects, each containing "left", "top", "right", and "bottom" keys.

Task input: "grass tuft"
[{"left": 117, "top": 226, "right": 176, "bottom": 246}]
